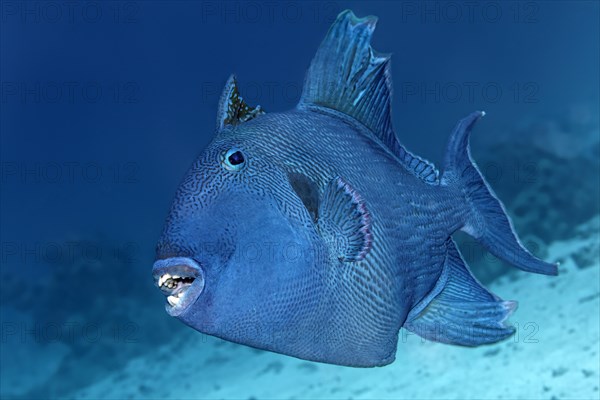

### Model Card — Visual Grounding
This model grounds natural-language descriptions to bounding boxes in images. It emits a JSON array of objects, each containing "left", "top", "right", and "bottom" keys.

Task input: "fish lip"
[{"left": 152, "top": 257, "right": 205, "bottom": 317}]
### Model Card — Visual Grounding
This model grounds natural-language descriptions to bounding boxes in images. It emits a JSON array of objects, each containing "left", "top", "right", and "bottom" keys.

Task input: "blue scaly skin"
[{"left": 152, "top": 10, "right": 557, "bottom": 367}]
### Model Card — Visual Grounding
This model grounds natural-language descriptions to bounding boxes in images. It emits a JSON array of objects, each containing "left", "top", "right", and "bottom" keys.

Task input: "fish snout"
[{"left": 152, "top": 257, "right": 205, "bottom": 316}]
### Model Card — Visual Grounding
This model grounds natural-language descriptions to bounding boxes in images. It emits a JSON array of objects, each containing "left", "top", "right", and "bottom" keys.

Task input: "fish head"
[{"left": 153, "top": 77, "right": 330, "bottom": 356}]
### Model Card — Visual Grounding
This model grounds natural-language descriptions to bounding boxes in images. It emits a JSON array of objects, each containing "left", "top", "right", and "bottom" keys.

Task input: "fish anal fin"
[
  {"left": 404, "top": 240, "right": 517, "bottom": 346},
  {"left": 317, "top": 176, "right": 372, "bottom": 262}
]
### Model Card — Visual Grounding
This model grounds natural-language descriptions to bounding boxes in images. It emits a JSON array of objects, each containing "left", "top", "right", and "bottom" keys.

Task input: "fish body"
[{"left": 153, "top": 10, "right": 557, "bottom": 367}]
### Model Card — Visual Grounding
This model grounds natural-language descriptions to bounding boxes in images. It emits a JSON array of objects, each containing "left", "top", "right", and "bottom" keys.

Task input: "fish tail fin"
[
  {"left": 441, "top": 111, "right": 558, "bottom": 276},
  {"left": 404, "top": 240, "right": 517, "bottom": 345}
]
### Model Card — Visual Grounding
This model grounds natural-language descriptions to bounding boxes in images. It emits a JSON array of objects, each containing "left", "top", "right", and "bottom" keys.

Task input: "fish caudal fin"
[
  {"left": 405, "top": 240, "right": 517, "bottom": 345},
  {"left": 441, "top": 111, "right": 558, "bottom": 276}
]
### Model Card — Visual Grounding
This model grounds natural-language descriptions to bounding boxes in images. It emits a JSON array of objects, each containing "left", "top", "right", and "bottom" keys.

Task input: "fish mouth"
[{"left": 152, "top": 257, "right": 205, "bottom": 317}]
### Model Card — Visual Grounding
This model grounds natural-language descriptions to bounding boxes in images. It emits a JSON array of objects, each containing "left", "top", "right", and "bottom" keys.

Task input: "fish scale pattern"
[
  {"left": 191, "top": 111, "right": 455, "bottom": 365},
  {"left": 153, "top": 9, "right": 553, "bottom": 367}
]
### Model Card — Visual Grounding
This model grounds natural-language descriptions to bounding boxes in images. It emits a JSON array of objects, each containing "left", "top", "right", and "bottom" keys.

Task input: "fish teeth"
[
  {"left": 158, "top": 273, "right": 172, "bottom": 287},
  {"left": 167, "top": 295, "right": 179, "bottom": 306}
]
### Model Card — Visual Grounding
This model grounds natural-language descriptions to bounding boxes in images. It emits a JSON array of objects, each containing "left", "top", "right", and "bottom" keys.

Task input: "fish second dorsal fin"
[{"left": 299, "top": 10, "right": 439, "bottom": 184}]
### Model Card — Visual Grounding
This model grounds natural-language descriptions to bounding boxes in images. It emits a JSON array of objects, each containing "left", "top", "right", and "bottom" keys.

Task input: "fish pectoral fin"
[
  {"left": 404, "top": 239, "right": 517, "bottom": 346},
  {"left": 317, "top": 176, "right": 372, "bottom": 262}
]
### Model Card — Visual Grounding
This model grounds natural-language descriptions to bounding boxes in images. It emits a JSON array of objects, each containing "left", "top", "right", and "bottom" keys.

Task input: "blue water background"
[{"left": 1, "top": 1, "right": 598, "bottom": 398}]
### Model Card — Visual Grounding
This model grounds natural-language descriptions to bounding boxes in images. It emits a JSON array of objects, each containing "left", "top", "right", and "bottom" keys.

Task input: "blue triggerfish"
[{"left": 152, "top": 10, "right": 557, "bottom": 367}]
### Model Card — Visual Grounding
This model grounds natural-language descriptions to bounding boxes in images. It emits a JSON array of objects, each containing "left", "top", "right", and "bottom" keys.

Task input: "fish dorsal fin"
[
  {"left": 317, "top": 176, "right": 372, "bottom": 262},
  {"left": 300, "top": 10, "right": 393, "bottom": 143},
  {"left": 300, "top": 10, "right": 439, "bottom": 184},
  {"left": 390, "top": 142, "right": 440, "bottom": 184},
  {"left": 217, "top": 74, "right": 265, "bottom": 131}
]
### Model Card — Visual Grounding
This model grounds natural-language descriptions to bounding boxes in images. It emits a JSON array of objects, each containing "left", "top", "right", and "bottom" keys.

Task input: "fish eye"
[{"left": 222, "top": 148, "right": 246, "bottom": 171}]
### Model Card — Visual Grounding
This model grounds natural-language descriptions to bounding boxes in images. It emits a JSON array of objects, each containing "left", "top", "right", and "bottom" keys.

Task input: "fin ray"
[
  {"left": 300, "top": 10, "right": 440, "bottom": 184},
  {"left": 217, "top": 75, "right": 265, "bottom": 130},
  {"left": 317, "top": 176, "right": 372, "bottom": 262},
  {"left": 442, "top": 111, "right": 558, "bottom": 275},
  {"left": 405, "top": 240, "right": 517, "bottom": 346}
]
